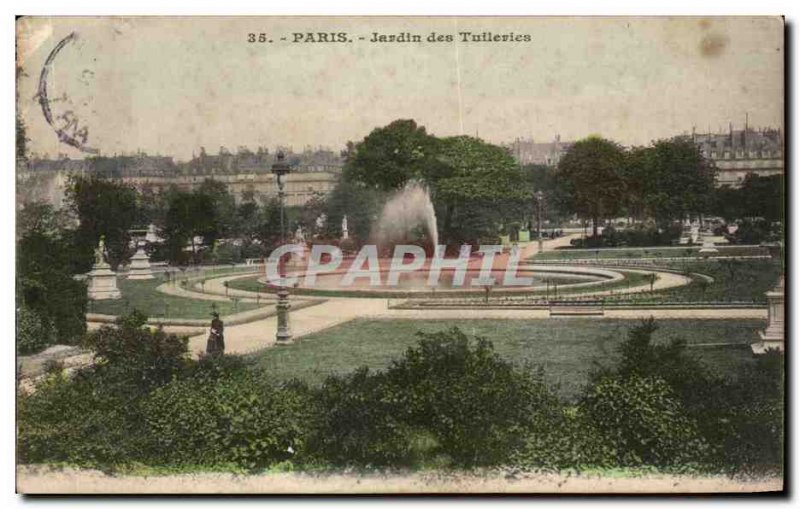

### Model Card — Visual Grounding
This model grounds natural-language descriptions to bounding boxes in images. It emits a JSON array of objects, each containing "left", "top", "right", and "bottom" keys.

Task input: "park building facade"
[
  {"left": 17, "top": 148, "right": 344, "bottom": 209},
  {"left": 691, "top": 124, "right": 784, "bottom": 188},
  {"left": 505, "top": 135, "right": 574, "bottom": 167}
]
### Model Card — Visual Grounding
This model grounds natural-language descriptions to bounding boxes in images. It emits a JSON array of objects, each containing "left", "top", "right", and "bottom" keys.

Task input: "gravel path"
[{"left": 16, "top": 465, "right": 782, "bottom": 494}]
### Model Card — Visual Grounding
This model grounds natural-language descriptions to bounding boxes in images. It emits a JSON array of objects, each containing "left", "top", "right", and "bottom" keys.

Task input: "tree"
[
  {"left": 162, "top": 189, "right": 218, "bottom": 264},
  {"left": 343, "top": 119, "right": 439, "bottom": 191},
  {"left": 136, "top": 185, "right": 168, "bottom": 229},
  {"left": 429, "top": 136, "right": 530, "bottom": 246},
  {"left": 618, "top": 146, "right": 650, "bottom": 220},
  {"left": 16, "top": 201, "right": 73, "bottom": 240},
  {"left": 16, "top": 66, "right": 28, "bottom": 160},
  {"left": 522, "top": 164, "right": 573, "bottom": 226},
  {"left": 297, "top": 193, "right": 328, "bottom": 238},
  {"left": 635, "top": 137, "right": 716, "bottom": 226},
  {"left": 712, "top": 185, "right": 742, "bottom": 223},
  {"left": 196, "top": 178, "right": 237, "bottom": 236},
  {"left": 17, "top": 226, "right": 87, "bottom": 348},
  {"left": 555, "top": 136, "right": 627, "bottom": 236},
  {"left": 738, "top": 174, "right": 783, "bottom": 223},
  {"left": 253, "top": 197, "right": 283, "bottom": 251},
  {"left": 65, "top": 175, "right": 139, "bottom": 272},
  {"left": 322, "top": 181, "right": 385, "bottom": 243},
  {"left": 235, "top": 196, "right": 262, "bottom": 244}
]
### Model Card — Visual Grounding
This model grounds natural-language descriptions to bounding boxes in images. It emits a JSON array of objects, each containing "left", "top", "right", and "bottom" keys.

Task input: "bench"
[{"left": 549, "top": 300, "right": 605, "bottom": 316}]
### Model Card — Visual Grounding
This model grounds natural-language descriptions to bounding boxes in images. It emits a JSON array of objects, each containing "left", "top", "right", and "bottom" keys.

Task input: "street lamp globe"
[{"left": 271, "top": 151, "right": 291, "bottom": 190}]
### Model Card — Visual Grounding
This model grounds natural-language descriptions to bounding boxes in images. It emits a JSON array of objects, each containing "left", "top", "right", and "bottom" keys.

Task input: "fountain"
[
  {"left": 252, "top": 180, "right": 687, "bottom": 299},
  {"left": 373, "top": 180, "right": 438, "bottom": 251}
]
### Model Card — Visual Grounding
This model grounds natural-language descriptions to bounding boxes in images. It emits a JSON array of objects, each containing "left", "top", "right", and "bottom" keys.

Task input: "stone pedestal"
[
  {"left": 752, "top": 275, "right": 785, "bottom": 354},
  {"left": 87, "top": 262, "right": 122, "bottom": 300},
  {"left": 127, "top": 246, "right": 154, "bottom": 280},
  {"left": 275, "top": 286, "right": 293, "bottom": 344},
  {"left": 698, "top": 230, "right": 718, "bottom": 254}
]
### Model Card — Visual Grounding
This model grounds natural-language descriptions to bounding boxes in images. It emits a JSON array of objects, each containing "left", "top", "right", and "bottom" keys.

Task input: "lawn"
[
  {"left": 90, "top": 277, "right": 265, "bottom": 319},
  {"left": 530, "top": 245, "right": 770, "bottom": 261},
  {"left": 226, "top": 270, "right": 652, "bottom": 298},
  {"left": 248, "top": 318, "right": 762, "bottom": 399},
  {"left": 631, "top": 259, "right": 783, "bottom": 304}
]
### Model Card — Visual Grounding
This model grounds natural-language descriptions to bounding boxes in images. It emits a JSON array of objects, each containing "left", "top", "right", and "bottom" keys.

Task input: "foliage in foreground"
[
  {"left": 17, "top": 315, "right": 783, "bottom": 476},
  {"left": 17, "top": 220, "right": 88, "bottom": 353}
]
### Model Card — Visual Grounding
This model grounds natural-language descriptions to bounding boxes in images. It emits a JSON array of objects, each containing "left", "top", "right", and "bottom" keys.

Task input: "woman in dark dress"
[{"left": 206, "top": 312, "right": 225, "bottom": 355}]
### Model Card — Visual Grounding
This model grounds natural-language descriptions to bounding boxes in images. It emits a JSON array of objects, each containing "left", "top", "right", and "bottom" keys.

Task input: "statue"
[
  {"left": 87, "top": 235, "right": 121, "bottom": 300},
  {"left": 315, "top": 213, "right": 327, "bottom": 229},
  {"left": 94, "top": 236, "right": 107, "bottom": 266},
  {"left": 294, "top": 225, "right": 306, "bottom": 244},
  {"left": 342, "top": 215, "right": 349, "bottom": 240},
  {"left": 145, "top": 223, "right": 159, "bottom": 243},
  {"left": 206, "top": 311, "right": 225, "bottom": 356}
]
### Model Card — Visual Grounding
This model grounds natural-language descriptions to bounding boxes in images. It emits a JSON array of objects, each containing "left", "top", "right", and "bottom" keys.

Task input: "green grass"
[
  {"left": 248, "top": 318, "right": 762, "bottom": 399},
  {"left": 90, "top": 277, "right": 265, "bottom": 320},
  {"left": 531, "top": 245, "right": 769, "bottom": 261},
  {"left": 625, "top": 259, "right": 783, "bottom": 304},
  {"left": 226, "top": 276, "right": 267, "bottom": 293},
  {"left": 226, "top": 270, "right": 652, "bottom": 298}
]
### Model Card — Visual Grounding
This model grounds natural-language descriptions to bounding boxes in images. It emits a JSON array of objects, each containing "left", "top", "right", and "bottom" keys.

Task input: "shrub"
[
  {"left": 83, "top": 311, "right": 191, "bottom": 394},
  {"left": 308, "top": 367, "right": 415, "bottom": 468},
  {"left": 511, "top": 406, "right": 616, "bottom": 471},
  {"left": 696, "top": 351, "right": 784, "bottom": 474},
  {"left": 385, "top": 328, "right": 560, "bottom": 467},
  {"left": 581, "top": 374, "right": 707, "bottom": 468},
  {"left": 308, "top": 327, "right": 563, "bottom": 469},
  {"left": 17, "top": 372, "right": 150, "bottom": 468},
  {"left": 17, "top": 231, "right": 87, "bottom": 345},
  {"left": 18, "top": 311, "right": 192, "bottom": 468},
  {"left": 596, "top": 318, "right": 784, "bottom": 474},
  {"left": 731, "top": 219, "right": 780, "bottom": 245},
  {"left": 16, "top": 305, "right": 57, "bottom": 355},
  {"left": 573, "top": 224, "right": 682, "bottom": 248},
  {"left": 143, "top": 367, "right": 312, "bottom": 469}
]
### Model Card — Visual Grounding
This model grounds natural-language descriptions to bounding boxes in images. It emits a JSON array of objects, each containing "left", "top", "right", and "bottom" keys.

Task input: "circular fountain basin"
[{"left": 259, "top": 265, "right": 625, "bottom": 297}]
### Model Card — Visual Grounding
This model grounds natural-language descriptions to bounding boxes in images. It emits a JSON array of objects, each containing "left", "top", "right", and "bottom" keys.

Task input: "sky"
[{"left": 16, "top": 16, "right": 784, "bottom": 161}]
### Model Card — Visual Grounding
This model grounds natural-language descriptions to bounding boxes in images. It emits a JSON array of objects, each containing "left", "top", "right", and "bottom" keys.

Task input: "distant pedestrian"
[{"left": 206, "top": 311, "right": 225, "bottom": 356}]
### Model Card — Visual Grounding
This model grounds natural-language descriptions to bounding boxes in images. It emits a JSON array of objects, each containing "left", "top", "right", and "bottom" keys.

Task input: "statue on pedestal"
[
  {"left": 698, "top": 227, "right": 719, "bottom": 254},
  {"left": 752, "top": 274, "right": 785, "bottom": 354},
  {"left": 94, "top": 236, "right": 108, "bottom": 266},
  {"left": 294, "top": 225, "right": 306, "bottom": 245},
  {"left": 342, "top": 215, "right": 349, "bottom": 240},
  {"left": 128, "top": 240, "right": 155, "bottom": 280},
  {"left": 87, "top": 235, "right": 122, "bottom": 300}
]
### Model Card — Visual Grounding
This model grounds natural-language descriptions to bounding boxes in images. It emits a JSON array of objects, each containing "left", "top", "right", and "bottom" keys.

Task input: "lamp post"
[
  {"left": 271, "top": 151, "right": 293, "bottom": 344},
  {"left": 535, "top": 191, "right": 544, "bottom": 253}
]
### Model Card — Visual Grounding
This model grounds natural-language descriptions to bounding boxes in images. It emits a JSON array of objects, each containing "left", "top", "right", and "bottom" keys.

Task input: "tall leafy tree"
[
  {"left": 196, "top": 178, "right": 237, "bottom": 237},
  {"left": 432, "top": 136, "right": 530, "bottom": 245},
  {"left": 637, "top": 137, "right": 716, "bottom": 226},
  {"left": 65, "top": 175, "right": 139, "bottom": 271},
  {"left": 343, "top": 119, "right": 439, "bottom": 191},
  {"left": 738, "top": 174, "right": 783, "bottom": 223},
  {"left": 253, "top": 196, "right": 284, "bottom": 250},
  {"left": 322, "top": 181, "right": 385, "bottom": 242},
  {"left": 555, "top": 136, "right": 627, "bottom": 236},
  {"left": 618, "top": 146, "right": 650, "bottom": 221},
  {"left": 162, "top": 189, "right": 218, "bottom": 264},
  {"left": 17, "top": 204, "right": 87, "bottom": 348}
]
